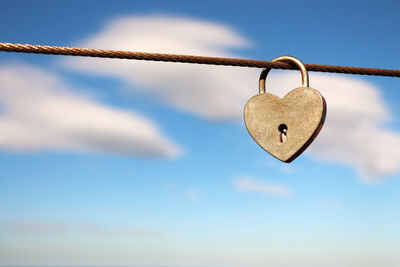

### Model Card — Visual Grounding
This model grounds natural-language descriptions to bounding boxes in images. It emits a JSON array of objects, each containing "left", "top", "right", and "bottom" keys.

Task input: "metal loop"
[{"left": 259, "top": 56, "right": 309, "bottom": 94}]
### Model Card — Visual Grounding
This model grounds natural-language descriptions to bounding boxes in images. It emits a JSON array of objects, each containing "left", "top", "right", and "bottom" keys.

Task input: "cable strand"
[{"left": 1, "top": 42, "right": 399, "bottom": 77}]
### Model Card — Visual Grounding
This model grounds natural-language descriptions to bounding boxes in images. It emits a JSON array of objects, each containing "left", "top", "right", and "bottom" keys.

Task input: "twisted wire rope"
[{"left": 1, "top": 42, "right": 399, "bottom": 77}]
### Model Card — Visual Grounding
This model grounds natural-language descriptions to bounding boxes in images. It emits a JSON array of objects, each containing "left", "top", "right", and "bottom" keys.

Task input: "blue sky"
[{"left": 0, "top": 0, "right": 400, "bottom": 266}]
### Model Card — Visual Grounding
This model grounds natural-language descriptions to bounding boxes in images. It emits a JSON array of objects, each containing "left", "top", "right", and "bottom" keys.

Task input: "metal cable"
[{"left": 1, "top": 42, "right": 399, "bottom": 77}]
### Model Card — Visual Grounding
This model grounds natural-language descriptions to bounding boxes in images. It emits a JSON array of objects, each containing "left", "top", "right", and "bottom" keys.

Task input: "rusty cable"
[{"left": 0, "top": 42, "right": 399, "bottom": 77}]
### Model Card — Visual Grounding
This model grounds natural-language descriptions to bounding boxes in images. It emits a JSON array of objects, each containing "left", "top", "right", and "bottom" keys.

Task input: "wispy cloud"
[
  {"left": 163, "top": 180, "right": 201, "bottom": 202},
  {"left": 0, "top": 63, "right": 181, "bottom": 157},
  {"left": 0, "top": 220, "right": 163, "bottom": 237},
  {"left": 184, "top": 188, "right": 201, "bottom": 202},
  {"left": 61, "top": 14, "right": 400, "bottom": 181},
  {"left": 233, "top": 177, "right": 292, "bottom": 197}
]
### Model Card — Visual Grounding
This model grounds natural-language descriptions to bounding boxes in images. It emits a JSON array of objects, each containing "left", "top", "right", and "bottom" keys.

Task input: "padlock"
[{"left": 244, "top": 56, "right": 326, "bottom": 163}]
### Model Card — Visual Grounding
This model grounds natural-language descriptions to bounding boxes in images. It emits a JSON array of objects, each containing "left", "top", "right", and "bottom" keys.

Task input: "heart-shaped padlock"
[{"left": 244, "top": 56, "right": 326, "bottom": 163}]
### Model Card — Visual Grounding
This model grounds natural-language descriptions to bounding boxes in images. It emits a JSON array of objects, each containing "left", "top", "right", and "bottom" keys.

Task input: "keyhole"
[{"left": 278, "top": 124, "right": 288, "bottom": 143}]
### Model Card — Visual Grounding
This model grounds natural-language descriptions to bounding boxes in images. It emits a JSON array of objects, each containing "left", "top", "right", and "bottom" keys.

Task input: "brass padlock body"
[{"left": 244, "top": 56, "right": 326, "bottom": 162}]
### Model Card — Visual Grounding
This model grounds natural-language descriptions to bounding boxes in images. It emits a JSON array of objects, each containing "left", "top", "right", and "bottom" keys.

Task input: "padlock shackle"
[{"left": 259, "top": 56, "right": 309, "bottom": 94}]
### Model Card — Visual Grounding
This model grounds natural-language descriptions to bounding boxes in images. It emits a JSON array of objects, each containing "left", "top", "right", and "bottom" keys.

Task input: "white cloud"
[
  {"left": 0, "top": 63, "right": 181, "bottom": 157},
  {"left": 62, "top": 15, "right": 400, "bottom": 181},
  {"left": 233, "top": 177, "right": 292, "bottom": 197},
  {"left": 62, "top": 15, "right": 257, "bottom": 120},
  {"left": 266, "top": 71, "right": 400, "bottom": 182}
]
